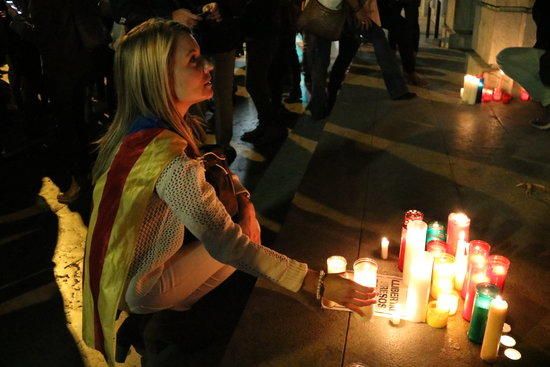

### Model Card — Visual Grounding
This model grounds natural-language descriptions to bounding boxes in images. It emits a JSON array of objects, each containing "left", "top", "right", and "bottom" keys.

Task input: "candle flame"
[{"left": 381, "top": 237, "right": 389, "bottom": 246}]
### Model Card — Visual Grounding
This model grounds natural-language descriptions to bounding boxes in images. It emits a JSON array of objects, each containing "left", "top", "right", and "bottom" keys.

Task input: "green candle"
[
  {"left": 467, "top": 283, "right": 499, "bottom": 344},
  {"left": 426, "top": 221, "right": 446, "bottom": 243}
]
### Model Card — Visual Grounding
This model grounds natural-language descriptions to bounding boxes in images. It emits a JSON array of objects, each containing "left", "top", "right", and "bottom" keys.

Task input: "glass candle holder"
[
  {"left": 327, "top": 256, "right": 347, "bottom": 274},
  {"left": 468, "top": 283, "right": 500, "bottom": 344},
  {"left": 431, "top": 253, "right": 455, "bottom": 299},
  {"left": 398, "top": 210, "right": 424, "bottom": 272},
  {"left": 454, "top": 235, "right": 469, "bottom": 291},
  {"left": 427, "top": 240, "right": 447, "bottom": 257},
  {"left": 426, "top": 221, "right": 446, "bottom": 243},
  {"left": 461, "top": 240, "right": 491, "bottom": 299},
  {"left": 438, "top": 291, "right": 459, "bottom": 316},
  {"left": 353, "top": 258, "right": 378, "bottom": 321},
  {"left": 427, "top": 300, "right": 449, "bottom": 328},
  {"left": 446, "top": 213, "right": 470, "bottom": 255},
  {"left": 462, "top": 264, "right": 490, "bottom": 321},
  {"left": 486, "top": 255, "right": 510, "bottom": 292}
]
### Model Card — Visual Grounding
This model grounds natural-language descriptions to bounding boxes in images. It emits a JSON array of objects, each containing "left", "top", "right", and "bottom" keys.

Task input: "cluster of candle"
[{"left": 461, "top": 71, "right": 530, "bottom": 105}]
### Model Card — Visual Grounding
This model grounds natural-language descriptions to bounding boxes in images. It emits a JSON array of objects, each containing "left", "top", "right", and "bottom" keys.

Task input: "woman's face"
[{"left": 172, "top": 34, "right": 213, "bottom": 112}]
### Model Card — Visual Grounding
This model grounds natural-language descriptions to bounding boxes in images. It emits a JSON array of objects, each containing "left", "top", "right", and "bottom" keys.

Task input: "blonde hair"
[{"left": 92, "top": 19, "right": 203, "bottom": 183}]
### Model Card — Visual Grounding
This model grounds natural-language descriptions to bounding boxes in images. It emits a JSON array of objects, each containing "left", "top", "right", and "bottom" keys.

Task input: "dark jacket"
[{"left": 533, "top": 0, "right": 550, "bottom": 85}]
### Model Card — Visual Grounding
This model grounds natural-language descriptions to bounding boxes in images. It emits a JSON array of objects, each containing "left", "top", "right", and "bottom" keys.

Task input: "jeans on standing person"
[
  {"left": 365, "top": 24, "right": 410, "bottom": 99},
  {"left": 306, "top": 32, "right": 332, "bottom": 120},
  {"left": 497, "top": 47, "right": 550, "bottom": 107}
]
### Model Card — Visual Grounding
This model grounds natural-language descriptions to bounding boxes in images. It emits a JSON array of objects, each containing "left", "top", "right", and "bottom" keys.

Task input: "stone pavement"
[{"left": 223, "top": 45, "right": 550, "bottom": 366}]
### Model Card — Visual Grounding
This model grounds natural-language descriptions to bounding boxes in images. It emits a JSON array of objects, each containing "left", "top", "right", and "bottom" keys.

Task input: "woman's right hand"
[
  {"left": 172, "top": 8, "right": 202, "bottom": 28},
  {"left": 323, "top": 273, "right": 377, "bottom": 316}
]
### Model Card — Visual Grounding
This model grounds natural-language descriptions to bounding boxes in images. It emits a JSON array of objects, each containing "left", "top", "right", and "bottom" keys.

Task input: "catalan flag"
[{"left": 82, "top": 117, "right": 186, "bottom": 365}]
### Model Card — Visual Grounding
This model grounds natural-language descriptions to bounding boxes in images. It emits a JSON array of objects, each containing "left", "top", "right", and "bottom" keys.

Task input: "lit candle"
[
  {"left": 454, "top": 232, "right": 469, "bottom": 291},
  {"left": 481, "top": 88, "right": 493, "bottom": 102},
  {"left": 476, "top": 77, "right": 484, "bottom": 104},
  {"left": 405, "top": 251, "right": 433, "bottom": 322},
  {"left": 460, "top": 88, "right": 464, "bottom": 99},
  {"left": 426, "top": 221, "right": 446, "bottom": 243},
  {"left": 391, "top": 304, "right": 401, "bottom": 326},
  {"left": 480, "top": 296, "right": 508, "bottom": 362},
  {"left": 493, "top": 70, "right": 504, "bottom": 101},
  {"left": 519, "top": 87, "right": 530, "bottom": 101},
  {"left": 431, "top": 253, "right": 455, "bottom": 299},
  {"left": 438, "top": 291, "right": 459, "bottom": 316},
  {"left": 502, "top": 92, "right": 512, "bottom": 104},
  {"left": 398, "top": 210, "right": 424, "bottom": 272},
  {"left": 426, "top": 240, "right": 447, "bottom": 258},
  {"left": 461, "top": 240, "right": 491, "bottom": 299},
  {"left": 487, "top": 255, "right": 510, "bottom": 292},
  {"left": 462, "top": 268, "right": 490, "bottom": 321},
  {"left": 353, "top": 258, "right": 378, "bottom": 321},
  {"left": 463, "top": 75, "right": 480, "bottom": 105},
  {"left": 327, "top": 256, "right": 347, "bottom": 274},
  {"left": 426, "top": 300, "right": 449, "bottom": 328},
  {"left": 467, "top": 283, "right": 499, "bottom": 344},
  {"left": 446, "top": 212, "right": 470, "bottom": 256},
  {"left": 381, "top": 237, "right": 389, "bottom": 260},
  {"left": 403, "top": 220, "right": 428, "bottom": 286}
]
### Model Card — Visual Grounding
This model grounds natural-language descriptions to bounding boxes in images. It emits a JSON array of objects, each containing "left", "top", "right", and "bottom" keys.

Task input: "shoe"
[
  {"left": 393, "top": 92, "right": 417, "bottom": 100},
  {"left": 530, "top": 118, "right": 550, "bottom": 130},
  {"left": 404, "top": 72, "right": 429, "bottom": 87},
  {"left": 57, "top": 176, "right": 81, "bottom": 204},
  {"left": 241, "top": 124, "right": 266, "bottom": 143}
]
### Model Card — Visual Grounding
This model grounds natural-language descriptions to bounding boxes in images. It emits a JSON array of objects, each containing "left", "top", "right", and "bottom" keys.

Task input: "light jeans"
[
  {"left": 126, "top": 241, "right": 236, "bottom": 313},
  {"left": 497, "top": 47, "right": 550, "bottom": 107}
]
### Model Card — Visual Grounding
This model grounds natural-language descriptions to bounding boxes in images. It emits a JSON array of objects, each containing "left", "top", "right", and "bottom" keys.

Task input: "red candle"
[
  {"left": 502, "top": 92, "right": 512, "bottom": 104},
  {"left": 461, "top": 240, "right": 491, "bottom": 299},
  {"left": 482, "top": 88, "right": 493, "bottom": 102},
  {"left": 427, "top": 240, "right": 447, "bottom": 257},
  {"left": 519, "top": 88, "right": 530, "bottom": 101},
  {"left": 493, "top": 88, "right": 502, "bottom": 101},
  {"left": 487, "top": 255, "right": 510, "bottom": 291},
  {"left": 446, "top": 213, "right": 470, "bottom": 256},
  {"left": 398, "top": 210, "right": 424, "bottom": 272},
  {"left": 462, "top": 265, "right": 490, "bottom": 321}
]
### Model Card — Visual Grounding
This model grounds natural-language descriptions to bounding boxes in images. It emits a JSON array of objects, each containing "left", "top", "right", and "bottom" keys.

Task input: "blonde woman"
[{"left": 82, "top": 19, "right": 376, "bottom": 365}]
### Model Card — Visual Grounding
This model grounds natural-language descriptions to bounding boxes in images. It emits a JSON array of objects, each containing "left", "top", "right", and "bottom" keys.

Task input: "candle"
[
  {"left": 431, "top": 253, "right": 455, "bottom": 299},
  {"left": 493, "top": 70, "right": 504, "bottom": 101},
  {"left": 391, "top": 304, "right": 401, "bottom": 326},
  {"left": 475, "top": 78, "right": 484, "bottom": 104},
  {"left": 463, "top": 75, "right": 480, "bottom": 105},
  {"left": 487, "top": 255, "right": 510, "bottom": 291},
  {"left": 381, "top": 237, "right": 389, "bottom": 260},
  {"left": 454, "top": 232, "right": 469, "bottom": 291},
  {"left": 398, "top": 210, "right": 424, "bottom": 272},
  {"left": 403, "top": 220, "right": 428, "bottom": 286},
  {"left": 426, "top": 221, "right": 446, "bottom": 243},
  {"left": 519, "top": 87, "right": 530, "bottom": 101},
  {"left": 480, "top": 296, "right": 508, "bottom": 362},
  {"left": 467, "top": 283, "right": 499, "bottom": 344},
  {"left": 426, "top": 240, "right": 447, "bottom": 258},
  {"left": 502, "top": 92, "right": 512, "bottom": 104},
  {"left": 446, "top": 213, "right": 470, "bottom": 256},
  {"left": 460, "top": 88, "right": 464, "bottom": 99},
  {"left": 353, "top": 258, "right": 377, "bottom": 321},
  {"left": 481, "top": 88, "right": 493, "bottom": 102},
  {"left": 438, "top": 291, "right": 459, "bottom": 315},
  {"left": 504, "top": 348, "right": 521, "bottom": 361},
  {"left": 426, "top": 300, "right": 449, "bottom": 328},
  {"left": 461, "top": 240, "right": 491, "bottom": 299},
  {"left": 327, "top": 256, "right": 347, "bottom": 274},
  {"left": 462, "top": 266, "right": 490, "bottom": 321},
  {"left": 405, "top": 251, "right": 433, "bottom": 322}
]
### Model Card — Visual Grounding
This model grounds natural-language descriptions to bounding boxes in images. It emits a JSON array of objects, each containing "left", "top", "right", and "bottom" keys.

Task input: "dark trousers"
[
  {"left": 379, "top": 5, "right": 417, "bottom": 74},
  {"left": 388, "top": 3, "right": 420, "bottom": 52}
]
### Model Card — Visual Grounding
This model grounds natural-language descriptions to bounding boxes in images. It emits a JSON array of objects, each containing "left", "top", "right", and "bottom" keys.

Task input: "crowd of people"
[{"left": 0, "top": 0, "right": 427, "bottom": 204}]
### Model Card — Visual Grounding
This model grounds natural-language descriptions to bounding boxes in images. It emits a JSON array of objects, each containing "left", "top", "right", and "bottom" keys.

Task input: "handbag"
[
  {"left": 297, "top": 0, "right": 347, "bottom": 41},
  {"left": 200, "top": 148, "right": 239, "bottom": 219}
]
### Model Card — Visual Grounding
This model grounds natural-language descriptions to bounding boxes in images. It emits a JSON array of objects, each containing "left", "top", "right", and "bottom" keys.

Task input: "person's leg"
[
  {"left": 404, "top": 2, "right": 421, "bottom": 53},
  {"left": 327, "top": 31, "right": 361, "bottom": 112},
  {"left": 368, "top": 24, "right": 412, "bottom": 99},
  {"left": 126, "top": 241, "right": 236, "bottom": 313},
  {"left": 211, "top": 50, "right": 236, "bottom": 148},
  {"left": 306, "top": 33, "right": 332, "bottom": 120}
]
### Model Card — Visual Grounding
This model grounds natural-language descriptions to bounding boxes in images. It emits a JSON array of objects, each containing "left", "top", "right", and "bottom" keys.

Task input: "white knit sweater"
[{"left": 125, "top": 153, "right": 308, "bottom": 305}]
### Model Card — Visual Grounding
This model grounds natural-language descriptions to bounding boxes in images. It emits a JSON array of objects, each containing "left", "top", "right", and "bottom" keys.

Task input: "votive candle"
[
  {"left": 461, "top": 240, "right": 491, "bottom": 299},
  {"left": 427, "top": 240, "right": 447, "bottom": 258},
  {"left": 405, "top": 251, "right": 433, "bottom": 322},
  {"left": 487, "top": 255, "right": 510, "bottom": 292},
  {"left": 403, "top": 220, "right": 428, "bottom": 286},
  {"left": 426, "top": 221, "right": 446, "bottom": 243},
  {"left": 327, "top": 256, "right": 347, "bottom": 274},
  {"left": 519, "top": 88, "right": 530, "bottom": 101},
  {"left": 427, "top": 300, "right": 449, "bottom": 328},
  {"left": 438, "top": 291, "right": 459, "bottom": 316},
  {"left": 480, "top": 296, "right": 508, "bottom": 362},
  {"left": 446, "top": 212, "right": 470, "bottom": 256},
  {"left": 454, "top": 232, "right": 469, "bottom": 291},
  {"left": 468, "top": 283, "right": 499, "bottom": 344},
  {"left": 381, "top": 237, "right": 389, "bottom": 260},
  {"left": 463, "top": 269, "right": 490, "bottom": 321},
  {"left": 431, "top": 253, "right": 455, "bottom": 299},
  {"left": 353, "top": 258, "right": 378, "bottom": 321},
  {"left": 391, "top": 304, "right": 401, "bottom": 325},
  {"left": 398, "top": 210, "right": 424, "bottom": 272}
]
